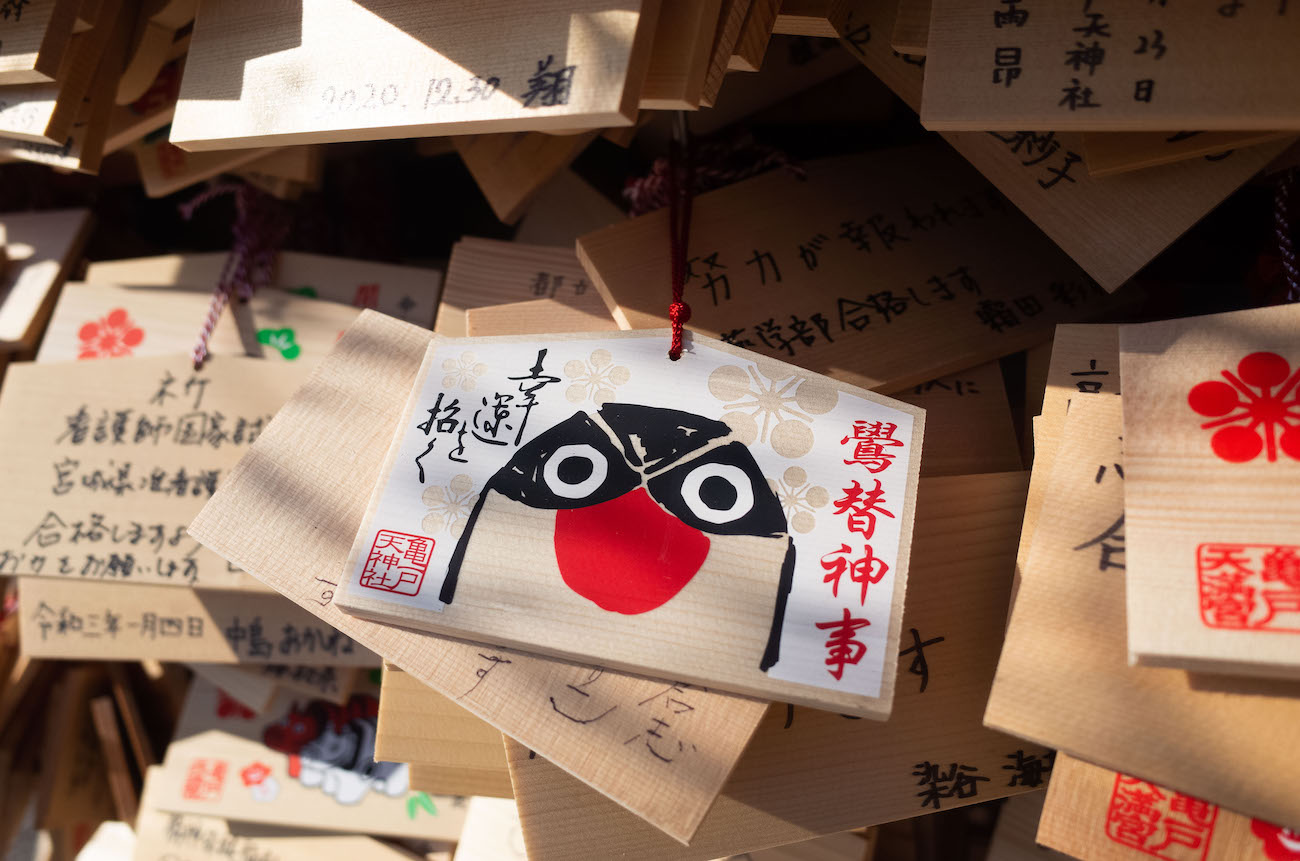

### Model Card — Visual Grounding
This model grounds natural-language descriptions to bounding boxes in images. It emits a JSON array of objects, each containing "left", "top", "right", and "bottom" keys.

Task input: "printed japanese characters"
[
  {"left": 337, "top": 331, "right": 924, "bottom": 717},
  {"left": 1121, "top": 304, "right": 1300, "bottom": 680}
]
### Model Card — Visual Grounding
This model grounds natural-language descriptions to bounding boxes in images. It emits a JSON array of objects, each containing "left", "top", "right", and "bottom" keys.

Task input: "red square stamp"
[
  {"left": 182, "top": 757, "right": 228, "bottom": 802},
  {"left": 359, "top": 529, "right": 434, "bottom": 597},
  {"left": 1104, "top": 774, "right": 1217, "bottom": 861},
  {"left": 1197, "top": 543, "right": 1300, "bottom": 632}
]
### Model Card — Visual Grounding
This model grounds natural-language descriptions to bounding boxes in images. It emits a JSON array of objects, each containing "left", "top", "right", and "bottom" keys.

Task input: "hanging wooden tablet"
[
  {"left": 375, "top": 665, "right": 513, "bottom": 799},
  {"left": 506, "top": 473, "right": 1058, "bottom": 861},
  {"left": 114, "top": 0, "right": 194, "bottom": 105},
  {"left": 0, "top": 0, "right": 123, "bottom": 144},
  {"left": 0, "top": 208, "right": 93, "bottom": 350},
  {"left": 0, "top": 0, "right": 130, "bottom": 173},
  {"left": 0, "top": 355, "right": 315, "bottom": 588},
  {"left": 153, "top": 677, "right": 467, "bottom": 840},
  {"left": 1082, "top": 130, "right": 1292, "bottom": 178},
  {"left": 169, "top": 0, "right": 658, "bottom": 151},
  {"left": 728, "top": 0, "right": 779, "bottom": 72},
  {"left": 84, "top": 251, "right": 443, "bottom": 327},
  {"left": 454, "top": 130, "right": 600, "bottom": 224},
  {"left": 891, "top": 0, "right": 930, "bottom": 55},
  {"left": 921, "top": 1, "right": 1300, "bottom": 132},
  {"left": 513, "top": 168, "right": 626, "bottom": 248},
  {"left": 640, "top": 0, "right": 722, "bottom": 109},
  {"left": 896, "top": 361, "right": 1021, "bottom": 478},
  {"left": 188, "top": 311, "right": 775, "bottom": 844},
  {"left": 578, "top": 141, "right": 1123, "bottom": 393},
  {"left": 772, "top": 0, "right": 835, "bottom": 36},
  {"left": 103, "top": 56, "right": 181, "bottom": 155},
  {"left": 335, "top": 330, "right": 923, "bottom": 716},
  {"left": 133, "top": 137, "right": 279, "bottom": 197},
  {"left": 827, "top": 0, "right": 1298, "bottom": 292},
  {"left": 134, "top": 769, "right": 436, "bottom": 861},
  {"left": 18, "top": 578, "right": 378, "bottom": 664},
  {"left": 437, "top": 237, "right": 594, "bottom": 337},
  {"left": 1039, "top": 752, "right": 1299, "bottom": 861},
  {"left": 0, "top": 0, "right": 78, "bottom": 83},
  {"left": 36, "top": 281, "right": 362, "bottom": 364},
  {"left": 1121, "top": 304, "right": 1300, "bottom": 680},
  {"left": 465, "top": 295, "right": 617, "bottom": 337},
  {"left": 700, "top": 0, "right": 752, "bottom": 107},
  {"left": 984, "top": 395, "right": 1300, "bottom": 835}
]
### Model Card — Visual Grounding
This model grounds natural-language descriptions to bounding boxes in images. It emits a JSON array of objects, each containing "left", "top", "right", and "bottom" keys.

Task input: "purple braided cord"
[
  {"left": 624, "top": 137, "right": 804, "bottom": 217},
  {"left": 1277, "top": 168, "right": 1299, "bottom": 303},
  {"left": 179, "top": 182, "right": 290, "bottom": 367}
]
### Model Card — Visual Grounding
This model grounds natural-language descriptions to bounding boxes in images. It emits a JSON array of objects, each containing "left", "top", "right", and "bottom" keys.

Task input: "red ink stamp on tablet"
[
  {"left": 1197, "top": 543, "right": 1300, "bottom": 632},
  {"left": 359, "top": 530, "right": 433, "bottom": 596},
  {"left": 182, "top": 757, "right": 228, "bottom": 801},
  {"left": 1187, "top": 351, "right": 1300, "bottom": 463},
  {"left": 1252, "top": 819, "right": 1300, "bottom": 860},
  {"left": 1105, "top": 774, "right": 1217, "bottom": 861}
]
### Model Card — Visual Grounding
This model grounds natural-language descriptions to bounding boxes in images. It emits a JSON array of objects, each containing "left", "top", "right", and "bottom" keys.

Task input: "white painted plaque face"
[{"left": 340, "top": 330, "right": 924, "bottom": 710}]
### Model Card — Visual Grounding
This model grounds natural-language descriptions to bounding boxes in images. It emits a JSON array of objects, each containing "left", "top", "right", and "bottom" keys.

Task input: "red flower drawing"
[
  {"left": 77, "top": 308, "right": 145, "bottom": 359},
  {"left": 1252, "top": 819, "right": 1300, "bottom": 861},
  {"left": 240, "top": 762, "right": 272, "bottom": 787},
  {"left": 1187, "top": 351, "right": 1300, "bottom": 463}
]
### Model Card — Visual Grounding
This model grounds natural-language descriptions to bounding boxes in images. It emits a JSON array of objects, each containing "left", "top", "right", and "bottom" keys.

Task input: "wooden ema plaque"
[
  {"left": 578, "top": 141, "right": 1118, "bottom": 395},
  {"left": 985, "top": 394, "right": 1300, "bottom": 834},
  {"left": 152, "top": 676, "right": 466, "bottom": 840},
  {"left": 921, "top": 1, "right": 1300, "bottom": 131},
  {"left": 826, "top": 0, "right": 1297, "bottom": 292},
  {"left": 1121, "top": 304, "right": 1300, "bottom": 680},
  {"left": 189, "top": 311, "right": 772, "bottom": 844},
  {"left": 1040, "top": 752, "right": 1300, "bottom": 861},
  {"left": 169, "top": 0, "right": 660, "bottom": 150},
  {"left": 335, "top": 330, "right": 924, "bottom": 718}
]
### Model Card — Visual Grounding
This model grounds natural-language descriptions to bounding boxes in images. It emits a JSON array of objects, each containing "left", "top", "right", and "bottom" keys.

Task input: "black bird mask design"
[{"left": 443, "top": 403, "right": 796, "bottom": 670}]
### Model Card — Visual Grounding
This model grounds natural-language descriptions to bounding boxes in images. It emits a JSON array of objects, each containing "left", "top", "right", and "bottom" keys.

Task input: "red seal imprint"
[
  {"left": 359, "top": 530, "right": 434, "bottom": 596},
  {"left": 182, "top": 757, "right": 228, "bottom": 802},
  {"left": 1187, "top": 351, "right": 1300, "bottom": 463},
  {"left": 1252, "top": 819, "right": 1300, "bottom": 861},
  {"left": 1197, "top": 543, "right": 1300, "bottom": 632},
  {"left": 1104, "top": 774, "right": 1217, "bottom": 861}
]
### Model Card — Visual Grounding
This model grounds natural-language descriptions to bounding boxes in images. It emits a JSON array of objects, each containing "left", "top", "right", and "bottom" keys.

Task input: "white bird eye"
[
  {"left": 680, "top": 463, "right": 754, "bottom": 524},
  {"left": 543, "top": 444, "right": 609, "bottom": 499}
]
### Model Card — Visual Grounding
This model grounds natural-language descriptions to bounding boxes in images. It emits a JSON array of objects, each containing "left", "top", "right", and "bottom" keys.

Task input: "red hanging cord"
[{"left": 667, "top": 115, "right": 694, "bottom": 360}]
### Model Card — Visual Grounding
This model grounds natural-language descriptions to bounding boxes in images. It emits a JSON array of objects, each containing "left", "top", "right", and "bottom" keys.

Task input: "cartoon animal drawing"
[
  {"left": 444, "top": 404, "right": 795, "bottom": 669},
  {"left": 262, "top": 694, "right": 408, "bottom": 805}
]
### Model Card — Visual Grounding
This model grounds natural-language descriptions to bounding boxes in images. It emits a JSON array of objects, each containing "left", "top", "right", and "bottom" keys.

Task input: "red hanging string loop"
[{"left": 666, "top": 120, "right": 695, "bottom": 360}]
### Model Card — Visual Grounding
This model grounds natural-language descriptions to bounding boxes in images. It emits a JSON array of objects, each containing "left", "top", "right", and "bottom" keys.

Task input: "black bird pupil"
[
  {"left": 557, "top": 455, "right": 594, "bottom": 485},
  {"left": 699, "top": 475, "right": 738, "bottom": 510}
]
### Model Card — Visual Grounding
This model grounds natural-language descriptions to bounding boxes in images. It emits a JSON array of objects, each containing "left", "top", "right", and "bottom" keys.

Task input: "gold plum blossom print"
[
  {"left": 442, "top": 351, "right": 487, "bottom": 391},
  {"left": 708, "top": 360, "right": 838, "bottom": 458},
  {"left": 768, "top": 466, "right": 829, "bottom": 534},
  {"left": 422, "top": 474, "right": 479, "bottom": 537},
  {"left": 564, "top": 349, "right": 630, "bottom": 405}
]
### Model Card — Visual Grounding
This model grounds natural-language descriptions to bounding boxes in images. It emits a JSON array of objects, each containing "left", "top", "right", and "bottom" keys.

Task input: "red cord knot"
[{"left": 669, "top": 300, "right": 691, "bottom": 325}]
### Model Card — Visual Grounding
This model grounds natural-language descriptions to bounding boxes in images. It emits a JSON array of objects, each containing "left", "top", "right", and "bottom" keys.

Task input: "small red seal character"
[
  {"left": 181, "top": 757, "right": 228, "bottom": 802},
  {"left": 359, "top": 530, "right": 433, "bottom": 596},
  {"left": 1104, "top": 774, "right": 1217, "bottom": 861}
]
